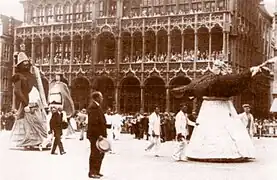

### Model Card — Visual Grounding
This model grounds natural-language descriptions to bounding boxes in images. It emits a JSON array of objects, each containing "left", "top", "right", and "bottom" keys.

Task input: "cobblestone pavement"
[{"left": 0, "top": 131, "right": 276, "bottom": 180}]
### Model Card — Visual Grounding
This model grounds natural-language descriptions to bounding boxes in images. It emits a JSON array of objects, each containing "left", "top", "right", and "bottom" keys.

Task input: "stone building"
[
  {"left": 13, "top": 0, "right": 274, "bottom": 117},
  {"left": 0, "top": 14, "right": 21, "bottom": 112}
]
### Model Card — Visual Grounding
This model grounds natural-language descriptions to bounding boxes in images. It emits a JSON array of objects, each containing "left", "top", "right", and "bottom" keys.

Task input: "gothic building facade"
[
  {"left": 0, "top": 14, "right": 21, "bottom": 112},
  {"left": 14, "top": 0, "right": 274, "bottom": 117}
]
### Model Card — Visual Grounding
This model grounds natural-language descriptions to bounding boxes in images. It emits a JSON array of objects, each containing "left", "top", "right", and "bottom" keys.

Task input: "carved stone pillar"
[
  {"left": 116, "top": 35, "right": 122, "bottom": 67},
  {"left": 223, "top": 31, "right": 226, "bottom": 60},
  {"left": 155, "top": 32, "right": 158, "bottom": 59},
  {"left": 140, "top": 86, "right": 144, "bottom": 112},
  {"left": 209, "top": 30, "right": 212, "bottom": 60},
  {"left": 167, "top": 33, "right": 171, "bottom": 63},
  {"left": 115, "top": 85, "right": 119, "bottom": 112},
  {"left": 92, "top": 36, "right": 97, "bottom": 67},
  {"left": 69, "top": 34, "right": 74, "bottom": 85},
  {"left": 41, "top": 39, "right": 44, "bottom": 66},
  {"left": 166, "top": 87, "right": 170, "bottom": 112},
  {"left": 31, "top": 38, "right": 35, "bottom": 64},
  {"left": 181, "top": 32, "right": 184, "bottom": 60},
  {"left": 81, "top": 35, "right": 85, "bottom": 63},
  {"left": 131, "top": 34, "right": 134, "bottom": 62}
]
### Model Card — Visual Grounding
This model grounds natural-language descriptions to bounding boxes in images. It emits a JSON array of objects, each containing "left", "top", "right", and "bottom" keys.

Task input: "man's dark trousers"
[
  {"left": 89, "top": 138, "right": 104, "bottom": 175},
  {"left": 51, "top": 135, "right": 64, "bottom": 154}
]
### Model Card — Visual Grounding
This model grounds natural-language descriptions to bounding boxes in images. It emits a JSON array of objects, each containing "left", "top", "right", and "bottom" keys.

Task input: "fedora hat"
[
  {"left": 96, "top": 138, "right": 111, "bottom": 153},
  {"left": 15, "top": 52, "right": 29, "bottom": 66}
]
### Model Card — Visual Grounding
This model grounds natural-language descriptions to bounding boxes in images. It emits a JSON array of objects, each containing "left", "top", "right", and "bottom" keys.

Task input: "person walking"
[
  {"left": 239, "top": 104, "right": 256, "bottom": 139},
  {"left": 172, "top": 104, "right": 198, "bottom": 161},
  {"left": 77, "top": 108, "right": 88, "bottom": 141},
  {"left": 145, "top": 106, "right": 161, "bottom": 157},
  {"left": 49, "top": 105, "right": 66, "bottom": 155},
  {"left": 87, "top": 91, "right": 107, "bottom": 179}
]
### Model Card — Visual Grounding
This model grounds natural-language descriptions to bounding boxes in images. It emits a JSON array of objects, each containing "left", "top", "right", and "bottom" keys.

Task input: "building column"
[
  {"left": 226, "top": 32, "right": 229, "bottom": 61},
  {"left": 50, "top": 32, "right": 54, "bottom": 77},
  {"left": 181, "top": 32, "right": 184, "bottom": 60},
  {"left": 140, "top": 86, "right": 144, "bottom": 112},
  {"left": 155, "top": 32, "right": 158, "bottom": 60},
  {"left": 166, "top": 87, "right": 170, "bottom": 112},
  {"left": 81, "top": 35, "right": 84, "bottom": 63},
  {"left": 41, "top": 39, "right": 44, "bottom": 67},
  {"left": 116, "top": 35, "right": 122, "bottom": 65},
  {"left": 209, "top": 29, "right": 212, "bottom": 60},
  {"left": 31, "top": 38, "right": 35, "bottom": 64},
  {"left": 167, "top": 32, "right": 171, "bottom": 63},
  {"left": 114, "top": 85, "right": 119, "bottom": 112},
  {"left": 91, "top": 36, "right": 96, "bottom": 66},
  {"left": 193, "top": 28, "right": 198, "bottom": 111},
  {"left": 223, "top": 31, "right": 226, "bottom": 60},
  {"left": 130, "top": 34, "right": 134, "bottom": 62},
  {"left": 69, "top": 34, "right": 74, "bottom": 85},
  {"left": 61, "top": 39, "right": 64, "bottom": 64}
]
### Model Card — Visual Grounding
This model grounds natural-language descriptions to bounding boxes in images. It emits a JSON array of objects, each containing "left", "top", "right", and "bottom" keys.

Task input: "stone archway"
[
  {"left": 169, "top": 76, "right": 192, "bottom": 113},
  {"left": 144, "top": 76, "right": 166, "bottom": 113},
  {"left": 71, "top": 77, "right": 91, "bottom": 110},
  {"left": 119, "top": 77, "right": 141, "bottom": 113}
]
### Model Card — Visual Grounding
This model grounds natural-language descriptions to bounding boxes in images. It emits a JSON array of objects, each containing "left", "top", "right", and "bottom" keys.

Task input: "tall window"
[
  {"left": 75, "top": 2, "right": 83, "bottom": 22},
  {"left": 99, "top": 1, "right": 104, "bottom": 16},
  {"left": 217, "top": 0, "right": 225, "bottom": 11},
  {"left": 192, "top": 2, "right": 202, "bottom": 11},
  {"left": 205, "top": 1, "right": 215, "bottom": 12},
  {"left": 36, "top": 5, "right": 44, "bottom": 24},
  {"left": 55, "top": 4, "right": 63, "bottom": 22},
  {"left": 167, "top": 0, "right": 176, "bottom": 14},
  {"left": 154, "top": 0, "right": 164, "bottom": 15},
  {"left": 84, "top": 1, "right": 93, "bottom": 20},
  {"left": 130, "top": 0, "right": 140, "bottom": 16},
  {"left": 45, "top": 5, "right": 53, "bottom": 23},
  {"left": 142, "top": 0, "right": 152, "bottom": 16},
  {"left": 64, "top": 2, "right": 72, "bottom": 23},
  {"left": 109, "top": 0, "right": 117, "bottom": 17}
]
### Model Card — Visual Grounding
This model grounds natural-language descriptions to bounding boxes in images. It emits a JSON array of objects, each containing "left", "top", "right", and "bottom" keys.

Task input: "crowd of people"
[{"left": 122, "top": 50, "right": 225, "bottom": 64}]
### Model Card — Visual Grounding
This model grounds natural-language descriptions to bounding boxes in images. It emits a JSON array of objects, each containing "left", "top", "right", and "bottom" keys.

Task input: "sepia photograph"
[{"left": 0, "top": 0, "right": 277, "bottom": 179}]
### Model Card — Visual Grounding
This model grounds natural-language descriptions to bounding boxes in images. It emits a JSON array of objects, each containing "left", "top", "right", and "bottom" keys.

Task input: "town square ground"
[{"left": 0, "top": 132, "right": 276, "bottom": 180}]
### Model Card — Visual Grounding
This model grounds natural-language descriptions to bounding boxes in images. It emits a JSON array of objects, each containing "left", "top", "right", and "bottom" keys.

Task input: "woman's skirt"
[
  {"left": 186, "top": 97, "right": 255, "bottom": 162},
  {"left": 10, "top": 107, "right": 48, "bottom": 148}
]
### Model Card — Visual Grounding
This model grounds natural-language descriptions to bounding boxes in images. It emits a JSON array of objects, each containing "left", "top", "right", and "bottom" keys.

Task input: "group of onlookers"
[{"left": 0, "top": 110, "right": 16, "bottom": 131}]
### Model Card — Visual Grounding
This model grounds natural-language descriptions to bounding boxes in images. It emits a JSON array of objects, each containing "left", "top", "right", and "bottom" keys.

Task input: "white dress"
[{"left": 186, "top": 97, "right": 255, "bottom": 161}]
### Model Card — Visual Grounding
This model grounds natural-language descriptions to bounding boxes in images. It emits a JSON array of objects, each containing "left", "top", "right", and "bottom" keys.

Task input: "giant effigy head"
[
  {"left": 14, "top": 51, "right": 31, "bottom": 72},
  {"left": 211, "top": 60, "right": 232, "bottom": 75}
]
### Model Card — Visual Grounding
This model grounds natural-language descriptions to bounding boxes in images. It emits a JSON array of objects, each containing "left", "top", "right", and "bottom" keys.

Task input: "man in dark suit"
[
  {"left": 87, "top": 91, "right": 107, "bottom": 179},
  {"left": 49, "top": 106, "right": 66, "bottom": 155}
]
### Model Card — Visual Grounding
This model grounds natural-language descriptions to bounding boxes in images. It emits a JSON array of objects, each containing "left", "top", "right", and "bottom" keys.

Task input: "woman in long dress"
[
  {"left": 172, "top": 60, "right": 270, "bottom": 162},
  {"left": 10, "top": 51, "right": 49, "bottom": 150},
  {"left": 48, "top": 72, "right": 75, "bottom": 138}
]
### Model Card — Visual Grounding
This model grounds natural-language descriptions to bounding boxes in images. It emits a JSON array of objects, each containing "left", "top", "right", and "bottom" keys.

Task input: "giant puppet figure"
[
  {"left": 172, "top": 59, "right": 271, "bottom": 162},
  {"left": 10, "top": 45, "right": 49, "bottom": 149},
  {"left": 48, "top": 72, "right": 75, "bottom": 137}
]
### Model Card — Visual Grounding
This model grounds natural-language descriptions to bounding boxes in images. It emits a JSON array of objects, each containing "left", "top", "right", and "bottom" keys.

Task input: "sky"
[{"left": 0, "top": 0, "right": 275, "bottom": 21}]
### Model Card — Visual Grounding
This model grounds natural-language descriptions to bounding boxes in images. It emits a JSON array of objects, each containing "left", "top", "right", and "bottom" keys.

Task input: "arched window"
[
  {"left": 99, "top": 1, "right": 104, "bottom": 16},
  {"left": 55, "top": 4, "right": 63, "bottom": 22},
  {"left": 84, "top": 1, "right": 93, "bottom": 20},
  {"left": 45, "top": 4, "right": 53, "bottom": 23},
  {"left": 64, "top": 2, "right": 72, "bottom": 23},
  {"left": 74, "top": 1, "right": 82, "bottom": 22},
  {"left": 36, "top": 5, "right": 44, "bottom": 23}
]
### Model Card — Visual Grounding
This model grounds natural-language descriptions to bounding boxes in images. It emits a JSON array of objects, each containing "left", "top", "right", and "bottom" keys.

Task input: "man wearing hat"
[
  {"left": 87, "top": 91, "right": 107, "bottom": 178},
  {"left": 239, "top": 104, "right": 256, "bottom": 138},
  {"left": 10, "top": 47, "right": 48, "bottom": 149}
]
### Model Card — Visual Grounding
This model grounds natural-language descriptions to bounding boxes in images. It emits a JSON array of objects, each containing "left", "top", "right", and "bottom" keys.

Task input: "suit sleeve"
[{"left": 87, "top": 108, "right": 107, "bottom": 139}]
